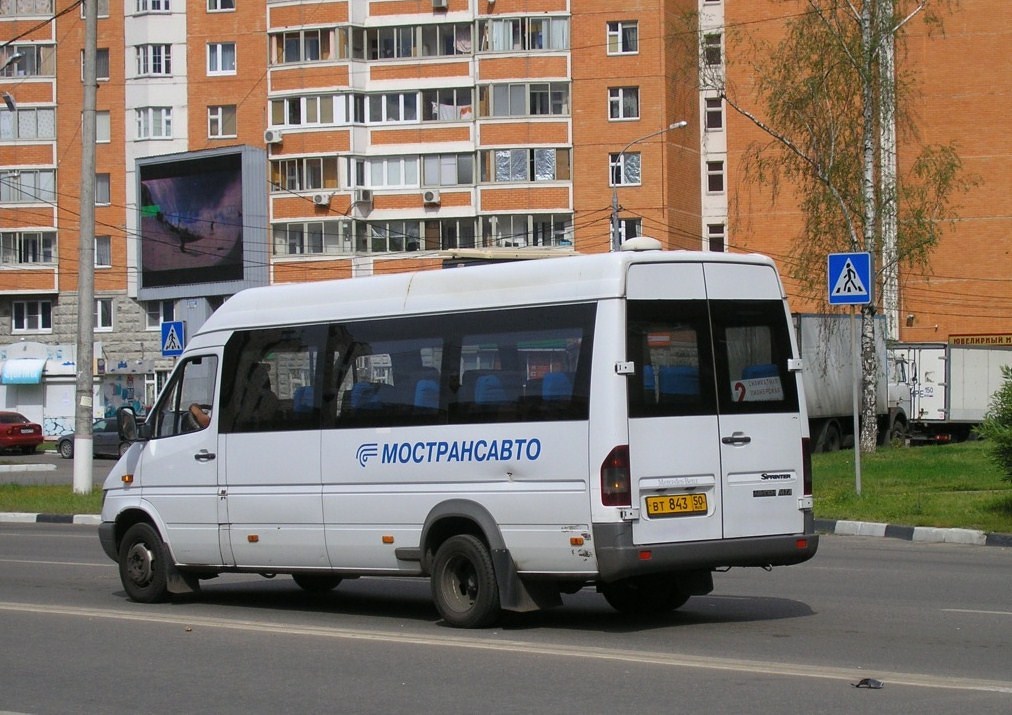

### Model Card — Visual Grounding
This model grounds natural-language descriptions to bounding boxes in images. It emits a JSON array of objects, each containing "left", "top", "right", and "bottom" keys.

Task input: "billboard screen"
[{"left": 136, "top": 146, "right": 267, "bottom": 299}]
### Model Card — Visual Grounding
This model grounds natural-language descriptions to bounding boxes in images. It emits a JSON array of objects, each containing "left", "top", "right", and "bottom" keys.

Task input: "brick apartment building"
[{"left": 0, "top": 0, "right": 1008, "bottom": 433}]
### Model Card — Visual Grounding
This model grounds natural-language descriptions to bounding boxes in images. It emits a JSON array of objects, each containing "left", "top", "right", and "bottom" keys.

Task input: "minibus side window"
[
  {"left": 220, "top": 326, "right": 327, "bottom": 433},
  {"left": 150, "top": 356, "right": 218, "bottom": 438},
  {"left": 626, "top": 301, "right": 716, "bottom": 418}
]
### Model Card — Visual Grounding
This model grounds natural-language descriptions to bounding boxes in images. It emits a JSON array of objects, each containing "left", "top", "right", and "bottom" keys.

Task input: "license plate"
[
  {"left": 645, "top": 493, "right": 708, "bottom": 518},
  {"left": 20, "top": 428, "right": 35, "bottom": 434}
]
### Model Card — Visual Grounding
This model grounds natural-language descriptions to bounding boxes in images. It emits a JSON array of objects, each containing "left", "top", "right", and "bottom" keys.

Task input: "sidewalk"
[{"left": 2, "top": 511, "right": 1010, "bottom": 547}]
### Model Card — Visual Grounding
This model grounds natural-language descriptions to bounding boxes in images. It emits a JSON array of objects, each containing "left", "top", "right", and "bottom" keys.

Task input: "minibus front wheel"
[
  {"left": 430, "top": 534, "right": 501, "bottom": 628},
  {"left": 118, "top": 522, "right": 170, "bottom": 603}
]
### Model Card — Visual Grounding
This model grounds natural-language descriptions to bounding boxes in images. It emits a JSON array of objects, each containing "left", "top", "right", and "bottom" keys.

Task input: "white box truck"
[
  {"left": 891, "top": 338, "right": 1012, "bottom": 443},
  {"left": 794, "top": 314, "right": 910, "bottom": 451}
]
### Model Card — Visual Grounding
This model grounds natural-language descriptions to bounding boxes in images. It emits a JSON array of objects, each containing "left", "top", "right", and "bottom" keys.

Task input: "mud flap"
[
  {"left": 491, "top": 548, "right": 562, "bottom": 613},
  {"left": 165, "top": 562, "right": 202, "bottom": 596}
]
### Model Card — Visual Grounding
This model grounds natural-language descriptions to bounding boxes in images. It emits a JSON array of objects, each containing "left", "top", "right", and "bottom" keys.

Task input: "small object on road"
[{"left": 853, "top": 678, "right": 884, "bottom": 689}]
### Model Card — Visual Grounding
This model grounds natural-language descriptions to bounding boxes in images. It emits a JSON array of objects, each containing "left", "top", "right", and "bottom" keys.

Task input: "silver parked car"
[{"left": 57, "top": 418, "right": 129, "bottom": 459}]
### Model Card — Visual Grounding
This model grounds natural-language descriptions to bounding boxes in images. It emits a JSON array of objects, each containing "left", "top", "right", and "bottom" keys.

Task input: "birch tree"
[{"left": 701, "top": 0, "right": 973, "bottom": 452}]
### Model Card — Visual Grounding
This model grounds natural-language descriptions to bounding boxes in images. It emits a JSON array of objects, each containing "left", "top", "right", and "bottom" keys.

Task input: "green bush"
[{"left": 976, "top": 365, "right": 1012, "bottom": 482}]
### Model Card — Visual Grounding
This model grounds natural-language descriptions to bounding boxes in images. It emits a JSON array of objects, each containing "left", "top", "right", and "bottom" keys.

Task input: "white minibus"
[{"left": 99, "top": 243, "right": 818, "bottom": 627}]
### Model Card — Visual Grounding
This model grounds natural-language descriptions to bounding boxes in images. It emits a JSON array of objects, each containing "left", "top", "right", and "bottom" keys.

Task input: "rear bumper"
[
  {"left": 0, "top": 435, "right": 44, "bottom": 449},
  {"left": 592, "top": 512, "right": 819, "bottom": 582}
]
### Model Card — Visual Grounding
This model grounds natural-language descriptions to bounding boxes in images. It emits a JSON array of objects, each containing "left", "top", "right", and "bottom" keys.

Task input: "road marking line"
[
  {"left": 942, "top": 608, "right": 1012, "bottom": 617},
  {"left": 0, "top": 558, "right": 109, "bottom": 568},
  {"left": 1, "top": 601, "right": 1010, "bottom": 694}
]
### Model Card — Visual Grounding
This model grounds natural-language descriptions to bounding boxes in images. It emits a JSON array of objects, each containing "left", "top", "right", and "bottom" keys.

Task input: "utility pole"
[{"left": 73, "top": 0, "right": 98, "bottom": 494}]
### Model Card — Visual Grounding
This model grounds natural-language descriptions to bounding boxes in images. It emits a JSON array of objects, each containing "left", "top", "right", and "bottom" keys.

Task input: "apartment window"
[
  {"left": 705, "top": 97, "right": 723, "bottom": 131},
  {"left": 96, "top": 173, "right": 111, "bottom": 204},
  {"left": 480, "top": 82, "right": 569, "bottom": 118},
  {"left": 94, "top": 298, "right": 114, "bottom": 331},
  {"left": 0, "top": 107, "right": 56, "bottom": 140},
  {"left": 1, "top": 231, "right": 55, "bottom": 264},
  {"left": 480, "top": 214, "right": 573, "bottom": 248},
  {"left": 610, "top": 152, "right": 640, "bottom": 186},
  {"left": 352, "top": 156, "right": 419, "bottom": 189},
  {"left": 270, "top": 95, "right": 338, "bottom": 127},
  {"left": 145, "top": 300, "right": 175, "bottom": 330},
  {"left": 136, "top": 44, "right": 172, "bottom": 76},
  {"left": 421, "top": 154, "right": 474, "bottom": 187},
  {"left": 422, "top": 87, "right": 473, "bottom": 121},
  {"left": 608, "top": 87, "right": 639, "bottom": 120},
  {"left": 480, "top": 148, "right": 571, "bottom": 183},
  {"left": 208, "top": 105, "right": 237, "bottom": 138},
  {"left": 3, "top": 44, "right": 56, "bottom": 77},
  {"left": 272, "top": 221, "right": 346, "bottom": 256},
  {"left": 703, "top": 34, "right": 722, "bottom": 66},
  {"left": 208, "top": 0, "right": 234, "bottom": 10},
  {"left": 136, "top": 107, "right": 172, "bottom": 139},
  {"left": 350, "top": 24, "right": 471, "bottom": 60},
  {"left": 94, "top": 49, "right": 110, "bottom": 80},
  {"left": 707, "top": 223, "right": 726, "bottom": 252},
  {"left": 355, "top": 221, "right": 421, "bottom": 253},
  {"left": 1, "top": 0, "right": 54, "bottom": 16},
  {"left": 618, "top": 218, "right": 641, "bottom": 243},
  {"left": 420, "top": 218, "right": 476, "bottom": 250},
  {"left": 270, "top": 157, "right": 339, "bottom": 192},
  {"left": 0, "top": 170, "right": 56, "bottom": 203},
  {"left": 96, "top": 111, "right": 110, "bottom": 142},
  {"left": 607, "top": 21, "right": 638, "bottom": 54},
  {"left": 12, "top": 300, "right": 52, "bottom": 332},
  {"left": 135, "top": 0, "right": 170, "bottom": 12},
  {"left": 364, "top": 92, "right": 418, "bottom": 124},
  {"left": 479, "top": 17, "right": 569, "bottom": 52},
  {"left": 95, "top": 235, "right": 111, "bottom": 267},
  {"left": 207, "top": 42, "right": 236, "bottom": 75},
  {"left": 273, "top": 29, "right": 332, "bottom": 64},
  {"left": 706, "top": 161, "right": 725, "bottom": 192}
]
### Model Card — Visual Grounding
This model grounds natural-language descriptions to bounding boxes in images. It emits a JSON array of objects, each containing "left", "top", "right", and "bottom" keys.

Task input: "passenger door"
[
  {"left": 135, "top": 354, "right": 224, "bottom": 565},
  {"left": 705, "top": 262, "right": 806, "bottom": 538}
]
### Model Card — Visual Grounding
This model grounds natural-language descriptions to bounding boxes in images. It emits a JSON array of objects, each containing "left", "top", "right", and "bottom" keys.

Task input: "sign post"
[
  {"left": 161, "top": 321, "right": 186, "bottom": 358},
  {"left": 828, "top": 252, "right": 872, "bottom": 496}
]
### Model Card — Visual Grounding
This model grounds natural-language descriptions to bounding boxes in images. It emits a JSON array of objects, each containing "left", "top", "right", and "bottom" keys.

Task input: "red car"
[{"left": 0, "top": 411, "right": 44, "bottom": 454}]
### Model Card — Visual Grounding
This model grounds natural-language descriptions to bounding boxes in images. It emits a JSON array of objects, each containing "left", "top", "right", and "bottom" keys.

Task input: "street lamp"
[
  {"left": 1, "top": 52, "right": 23, "bottom": 112},
  {"left": 610, "top": 120, "right": 688, "bottom": 251}
]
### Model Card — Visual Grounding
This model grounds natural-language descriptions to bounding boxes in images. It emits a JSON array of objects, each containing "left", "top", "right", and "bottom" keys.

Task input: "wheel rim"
[
  {"left": 59, "top": 442, "right": 72, "bottom": 458},
  {"left": 442, "top": 555, "right": 479, "bottom": 614},
  {"left": 125, "top": 541, "right": 155, "bottom": 588}
]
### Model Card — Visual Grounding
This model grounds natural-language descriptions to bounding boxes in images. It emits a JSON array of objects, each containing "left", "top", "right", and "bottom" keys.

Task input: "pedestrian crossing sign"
[
  {"left": 827, "top": 252, "right": 872, "bottom": 305},
  {"left": 161, "top": 321, "right": 186, "bottom": 357}
]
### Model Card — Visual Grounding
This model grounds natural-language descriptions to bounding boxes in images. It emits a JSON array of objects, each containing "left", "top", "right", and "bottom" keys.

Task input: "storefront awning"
[{"left": 1, "top": 358, "right": 46, "bottom": 385}]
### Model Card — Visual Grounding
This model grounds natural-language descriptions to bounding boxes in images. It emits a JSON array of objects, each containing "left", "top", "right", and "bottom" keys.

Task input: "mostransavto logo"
[{"left": 356, "top": 438, "right": 543, "bottom": 468}]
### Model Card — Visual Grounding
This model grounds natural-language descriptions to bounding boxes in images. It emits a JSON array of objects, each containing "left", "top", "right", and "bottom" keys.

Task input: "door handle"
[
  {"left": 194, "top": 449, "right": 216, "bottom": 462},
  {"left": 721, "top": 433, "right": 752, "bottom": 446}
]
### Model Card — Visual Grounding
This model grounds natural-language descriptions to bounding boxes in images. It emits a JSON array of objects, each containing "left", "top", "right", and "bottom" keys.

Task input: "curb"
[
  {"left": 814, "top": 518, "right": 1012, "bottom": 548},
  {"left": 0, "top": 512, "right": 101, "bottom": 526},
  {"left": 1, "top": 513, "right": 1010, "bottom": 547}
]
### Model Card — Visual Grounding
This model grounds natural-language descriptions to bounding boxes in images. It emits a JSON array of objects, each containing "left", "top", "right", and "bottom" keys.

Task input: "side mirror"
[{"left": 116, "top": 406, "right": 140, "bottom": 442}]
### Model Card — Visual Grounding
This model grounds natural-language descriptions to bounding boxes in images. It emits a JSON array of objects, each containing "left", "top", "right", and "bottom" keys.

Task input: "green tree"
[
  {"left": 695, "top": 1, "right": 975, "bottom": 453},
  {"left": 976, "top": 366, "right": 1012, "bottom": 482}
]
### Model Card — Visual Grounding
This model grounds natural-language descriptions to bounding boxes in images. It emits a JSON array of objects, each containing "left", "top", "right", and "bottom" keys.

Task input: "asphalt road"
[{"left": 0, "top": 523, "right": 1009, "bottom": 714}]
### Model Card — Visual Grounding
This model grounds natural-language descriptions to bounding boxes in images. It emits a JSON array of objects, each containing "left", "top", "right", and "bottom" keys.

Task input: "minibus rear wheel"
[
  {"left": 292, "top": 574, "right": 343, "bottom": 592},
  {"left": 118, "top": 522, "right": 170, "bottom": 603},
  {"left": 601, "top": 575, "right": 690, "bottom": 616},
  {"left": 430, "top": 534, "right": 501, "bottom": 628}
]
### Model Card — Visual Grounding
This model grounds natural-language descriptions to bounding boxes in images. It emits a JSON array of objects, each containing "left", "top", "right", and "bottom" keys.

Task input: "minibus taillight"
[
  {"left": 601, "top": 445, "right": 631, "bottom": 507},
  {"left": 802, "top": 437, "right": 813, "bottom": 496}
]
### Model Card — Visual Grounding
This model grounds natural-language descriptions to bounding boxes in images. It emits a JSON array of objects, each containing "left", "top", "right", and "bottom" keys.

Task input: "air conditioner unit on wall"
[
  {"left": 312, "top": 192, "right": 331, "bottom": 207},
  {"left": 264, "top": 129, "right": 283, "bottom": 144},
  {"left": 432, "top": 0, "right": 448, "bottom": 10},
  {"left": 354, "top": 188, "right": 373, "bottom": 205},
  {"left": 422, "top": 189, "right": 441, "bottom": 205}
]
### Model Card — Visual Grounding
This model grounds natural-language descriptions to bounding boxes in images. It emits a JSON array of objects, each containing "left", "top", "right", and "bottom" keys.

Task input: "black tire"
[
  {"left": 817, "top": 421, "right": 843, "bottom": 453},
  {"left": 601, "top": 575, "right": 690, "bottom": 616},
  {"left": 58, "top": 439, "right": 73, "bottom": 459},
  {"left": 118, "top": 522, "right": 171, "bottom": 603},
  {"left": 292, "top": 573, "right": 343, "bottom": 592},
  {"left": 887, "top": 420, "right": 907, "bottom": 448},
  {"left": 430, "top": 534, "right": 501, "bottom": 628}
]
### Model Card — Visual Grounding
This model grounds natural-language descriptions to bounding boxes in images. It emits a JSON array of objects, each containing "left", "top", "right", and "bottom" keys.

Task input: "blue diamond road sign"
[{"left": 827, "top": 252, "right": 872, "bottom": 306}]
